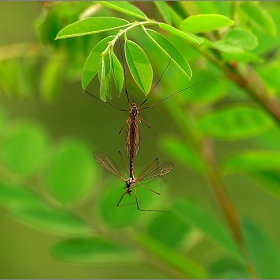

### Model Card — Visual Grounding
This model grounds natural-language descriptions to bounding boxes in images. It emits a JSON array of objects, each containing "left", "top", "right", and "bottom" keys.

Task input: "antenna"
[
  {"left": 83, "top": 89, "right": 126, "bottom": 112},
  {"left": 141, "top": 82, "right": 198, "bottom": 111},
  {"left": 139, "top": 52, "right": 175, "bottom": 108}
]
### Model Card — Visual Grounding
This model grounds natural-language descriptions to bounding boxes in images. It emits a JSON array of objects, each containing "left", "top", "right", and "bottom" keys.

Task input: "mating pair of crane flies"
[{"left": 87, "top": 38, "right": 197, "bottom": 211}]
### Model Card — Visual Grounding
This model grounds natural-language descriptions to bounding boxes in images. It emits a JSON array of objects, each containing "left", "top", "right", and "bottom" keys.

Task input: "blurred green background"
[{"left": 1, "top": 2, "right": 280, "bottom": 278}]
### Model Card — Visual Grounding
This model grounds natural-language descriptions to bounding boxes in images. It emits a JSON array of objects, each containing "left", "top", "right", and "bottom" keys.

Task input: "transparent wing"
[
  {"left": 136, "top": 160, "right": 174, "bottom": 182},
  {"left": 93, "top": 151, "right": 124, "bottom": 180},
  {"left": 126, "top": 116, "right": 140, "bottom": 158}
]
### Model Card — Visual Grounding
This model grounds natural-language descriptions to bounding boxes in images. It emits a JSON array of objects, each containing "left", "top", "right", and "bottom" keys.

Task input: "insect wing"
[
  {"left": 93, "top": 151, "right": 123, "bottom": 179},
  {"left": 126, "top": 114, "right": 140, "bottom": 158},
  {"left": 137, "top": 161, "right": 174, "bottom": 182}
]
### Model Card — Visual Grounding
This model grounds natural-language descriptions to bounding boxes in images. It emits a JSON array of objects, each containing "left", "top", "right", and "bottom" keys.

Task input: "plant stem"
[{"left": 200, "top": 138, "right": 257, "bottom": 278}]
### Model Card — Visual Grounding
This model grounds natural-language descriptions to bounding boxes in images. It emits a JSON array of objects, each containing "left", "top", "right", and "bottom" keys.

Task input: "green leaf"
[
  {"left": 99, "top": 51, "right": 112, "bottom": 101},
  {"left": 222, "top": 52, "right": 263, "bottom": 63},
  {"left": 0, "top": 121, "right": 48, "bottom": 176},
  {"left": 132, "top": 231, "right": 209, "bottom": 278},
  {"left": 111, "top": 52, "right": 124, "bottom": 96},
  {"left": 147, "top": 212, "right": 191, "bottom": 248},
  {"left": 209, "top": 258, "right": 247, "bottom": 279},
  {"left": 45, "top": 140, "right": 95, "bottom": 203},
  {"left": 197, "top": 105, "right": 273, "bottom": 140},
  {"left": 51, "top": 237, "right": 137, "bottom": 264},
  {"left": 144, "top": 28, "right": 191, "bottom": 79},
  {"left": 155, "top": 2, "right": 172, "bottom": 24},
  {"left": 13, "top": 206, "right": 91, "bottom": 236},
  {"left": 82, "top": 36, "right": 114, "bottom": 89},
  {"left": 242, "top": 217, "right": 280, "bottom": 278},
  {"left": 56, "top": 17, "right": 129, "bottom": 39},
  {"left": 173, "top": 199, "right": 243, "bottom": 262},
  {"left": 251, "top": 171, "right": 280, "bottom": 201},
  {"left": 196, "top": 2, "right": 218, "bottom": 14},
  {"left": 99, "top": 2, "right": 148, "bottom": 20},
  {"left": 40, "top": 57, "right": 64, "bottom": 101},
  {"left": 159, "top": 23, "right": 204, "bottom": 45},
  {"left": 160, "top": 136, "right": 204, "bottom": 173},
  {"left": 221, "top": 151, "right": 280, "bottom": 174},
  {"left": 99, "top": 181, "right": 141, "bottom": 228},
  {"left": 240, "top": 2, "right": 277, "bottom": 37},
  {"left": 0, "top": 107, "right": 6, "bottom": 132},
  {"left": 168, "top": 6, "right": 183, "bottom": 28},
  {"left": 0, "top": 181, "right": 45, "bottom": 209},
  {"left": 181, "top": 14, "right": 234, "bottom": 34},
  {"left": 258, "top": 63, "right": 280, "bottom": 93},
  {"left": 125, "top": 39, "right": 153, "bottom": 95},
  {"left": 178, "top": 69, "right": 227, "bottom": 104},
  {"left": 212, "top": 29, "right": 258, "bottom": 53}
]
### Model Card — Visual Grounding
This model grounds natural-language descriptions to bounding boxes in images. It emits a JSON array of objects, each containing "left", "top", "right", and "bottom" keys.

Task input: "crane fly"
[
  {"left": 93, "top": 151, "right": 174, "bottom": 212},
  {"left": 84, "top": 45, "right": 197, "bottom": 159}
]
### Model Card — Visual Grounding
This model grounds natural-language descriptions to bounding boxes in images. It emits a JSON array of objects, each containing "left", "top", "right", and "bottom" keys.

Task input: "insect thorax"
[
  {"left": 130, "top": 103, "right": 139, "bottom": 119},
  {"left": 126, "top": 176, "right": 134, "bottom": 195}
]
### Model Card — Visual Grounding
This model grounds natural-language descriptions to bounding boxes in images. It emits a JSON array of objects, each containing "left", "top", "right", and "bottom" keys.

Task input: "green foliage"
[
  {"left": 160, "top": 136, "right": 204, "bottom": 172},
  {"left": 99, "top": 1, "right": 148, "bottom": 20},
  {"left": 221, "top": 151, "right": 280, "bottom": 174},
  {"left": 177, "top": 69, "right": 227, "bottom": 103},
  {"left": 82, "top": 36, "right": 114, "bottom": 90},
  {"left": 212, "top": 28, "right": 258, "bottom": 53},
  {"left": 147, "top": 211, "right": 191, "bottom": 248},
  {"left": 40, "top": 56, "right": 65, "bottom": 101},
  {"left": 1, "top": 1, "right": 280, "bottom": 278},
  {"left": 56, "top": 17, "right": 129, "bottom": 39},
  {"left": 50, "top": 237, "right": 138, "bottom": 264},
  {"left": 111, "top": 52, "right": 124, "bottom": 96},
  {"left": 197, "top": 105, "right": 273, "bottom": 140},
  {"left": 99, "top": 50, "right": 112, "bottom": 100},
  {"left": 45, "top": 140, "right": 95, "bottom": 203},
  {"left": 158, "top": 23, "right": 204, "bottom": 44},
  {"left": 1, "top": 121, "right": 49, "bottom": 176},
  {"left": 0, "top": 181, "right": 43, "bottom": 209},
  {"left": 133, "top": 231, "right": 209, "bottom": 278},
  {"left": 173, "top": 199, "right": 243, "bottom": 262},
  {"left": 98, "top": 181, "right": 141, "bottom": 228},
  {"left": 242, "top": 217, "right": 280, "bottom": 278},
  {"left": 124, "top": 39, "right": 153, "bottom": 95},
  {"left": 143, "top": 28, "right": 192, "bottom": 79},
  {"left": 13, "top": 206, "right": 92, "bottom": 236},
  {"left": 240, "top": 2, "right": 277, "bottom": 37},
  {"left": 154, "top": 2, "right": 172, "bottom": 25},
  {"left": 181, "top": 14, "right": 234, "bottom": 33}
]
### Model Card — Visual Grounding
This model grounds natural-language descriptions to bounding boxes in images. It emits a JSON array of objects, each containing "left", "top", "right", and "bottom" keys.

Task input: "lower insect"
[{"left": 93, "top": 151, "right": 174, "bottom": 212}]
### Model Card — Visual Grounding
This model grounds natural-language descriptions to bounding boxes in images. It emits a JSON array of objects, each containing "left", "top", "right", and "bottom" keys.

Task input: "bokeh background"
[{"left": 1, "top": 2, "right": 280, "bottom": 278}]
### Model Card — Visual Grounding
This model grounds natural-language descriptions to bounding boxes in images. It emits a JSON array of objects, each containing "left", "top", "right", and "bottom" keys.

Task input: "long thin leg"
[
  {"left": 117, "top": 192, "right": 126, "bottom": 207},
  {"left": 117, "top": 190, "right": 138, "bottom": 207},
  {"left": 133, "top": 184, "right": 168, "bottom": 212},
  {"left": 119, "top": 116, "right": 129, "bottom": 134},
  {"left": 136, "top": 182, "right": 161, "bottom": 196},
  {"left": 119, "top": 150, "right": 129, "bottom": 174},
  {"left": 139, "top": 116, "right": 151, "bottom": 128}
]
